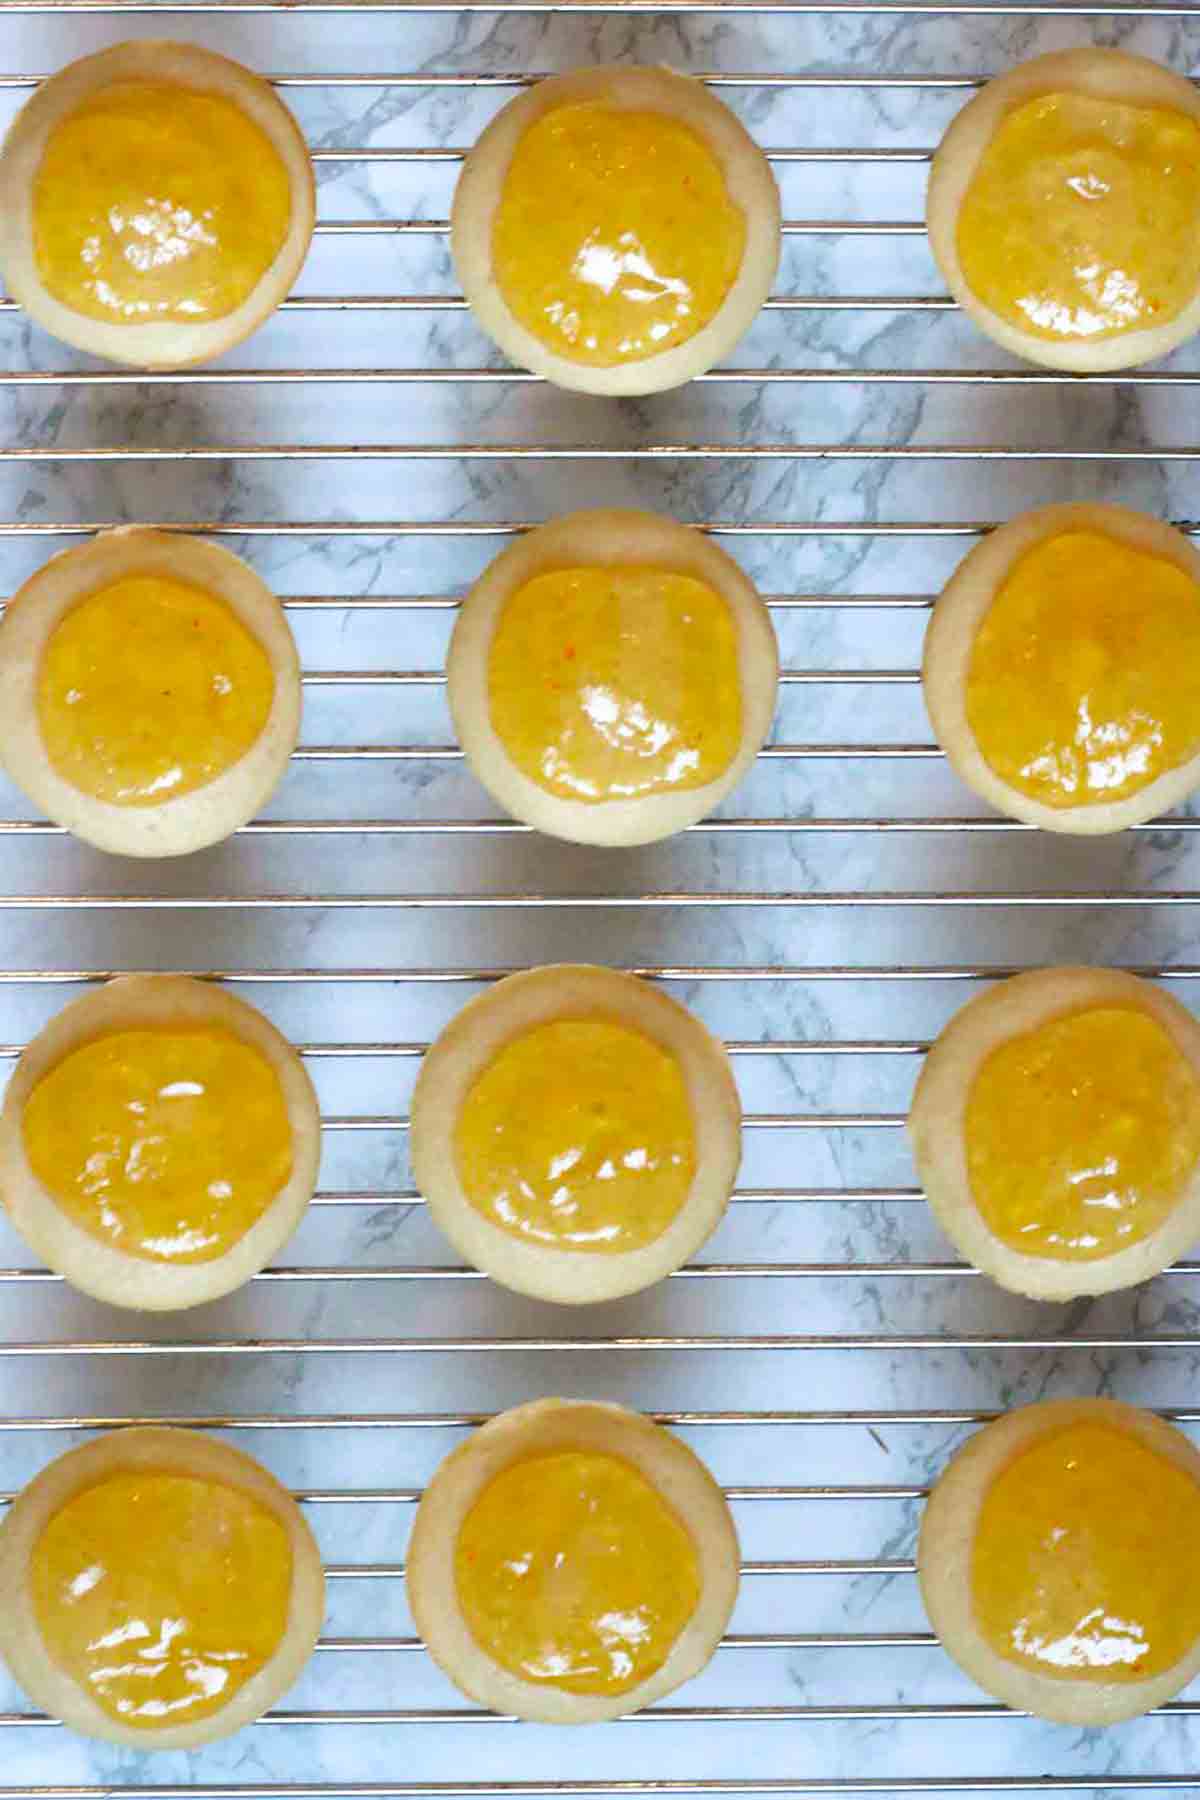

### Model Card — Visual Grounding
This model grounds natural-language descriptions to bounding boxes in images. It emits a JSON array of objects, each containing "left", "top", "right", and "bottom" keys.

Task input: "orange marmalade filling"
[
  {"left": 491, "top": 101, "right": 746, "bottom": 366},
  {"left": 965, "top": 531, "right": 1200, "bottom": 808},
  {"left": 453, "top": 1018, "right": 695, "bottom": 1253},
  {"left": 31, "top": 1470, "right": 292, "bottom": 1727},
  {"left": 487, "top": 565, "right": 742, "bottom": 802},
  {"left": 33, "top": 80, "right": 291, "bottom": 324},
  {"left": 455, "top": 1449, "right": 700, "bottom": 1695},
  {"left": 23, "top": 1025, "right": 294, "bottom": 1263},
  {"left": 964, "top": 1005, "right": 1200, "bottom": 1262},
  {"left": 37, "top": 574, "right": 275, "bottom": 807},
  {"left": 972, "top": 1423, "right": 1200, "bottom": 1680},
  {"left": 956, "top": 90, "right": 1200, "bottom": 341}
]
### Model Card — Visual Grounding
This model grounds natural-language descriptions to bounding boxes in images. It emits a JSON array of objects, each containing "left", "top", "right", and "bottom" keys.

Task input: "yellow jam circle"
[
  {"left": 453, "top": 1018, "right": 696, "bottom": 1254},
  {"left": 31, "top": 1470, "right": 292, "bottom": 1728},
  {"left": 37, "top": 574, "right": 276, "bottom": 808},
  {"left": 964, "top": 1005, "right": 1200, "bottom": 1262},
  {"left": 971, "top": 1423, "right": 1200, "bottom": 1681},
  {"left": 23, "top": 1025, "right": 294, "bottom": 1264},
  {"left": 964, "top": 531, "right": 1200, "bottom": 808},
  {"left": 487, "top": 565, "right": 743, "bottom": 803},
  {"left": 955, "top": 90, "right": 1200, "bottom": 342},
  {"left": 33, "top": 80, "right": 292, "bottom": 325},
  {"left": 491, "top": 101, "right": 747, "bottom": 367},
  {"left": 455, "top": 1448, "right": 701, "bottom": 1696}
]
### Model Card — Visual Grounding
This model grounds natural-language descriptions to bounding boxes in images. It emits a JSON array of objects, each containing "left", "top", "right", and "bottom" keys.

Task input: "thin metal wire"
[
  {"left": 0, "top": 1036, "right": 924, "bottom": 1056},
  {"left": 2, "top": 815, "right": 1195, "bottom": 833},
  {"left": 9, "top": 446, "right": 1200, "bottom": 462},
  {"left": 0, "top": 71, "right": 987, "bottom": 86},
  {"left": 0, "top": 962, "right": 1195, "bottom": 981},
  {"left": 7, "top": 366, "right": 1200, "bottom": 385},
  {"left": 8, "top": 1783, "right": 1200, "bottom": 1800},
  {"left": 304, "top": 146, "right": 933, "bottom": 162},
  {"left": 39, "top": 1783, "right": 1200, "bottom": 1799},
  {"left": 0, "top": 891, "right": 1194, "bottom": 909},
  {"left": 3, "top": 0, "right": 1200, "bottom": 10},
  {"left": 1, "top": 1407, "right": 1197, "bottom": 1428},
  {"left": 0, "top": 1333, "right": 1195, "bottom": 1353}
]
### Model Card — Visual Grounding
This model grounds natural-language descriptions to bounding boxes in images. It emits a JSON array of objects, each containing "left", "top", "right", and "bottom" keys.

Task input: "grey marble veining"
[{"left": 0, "top": 4, "right": 1199, "bottom": 1794}]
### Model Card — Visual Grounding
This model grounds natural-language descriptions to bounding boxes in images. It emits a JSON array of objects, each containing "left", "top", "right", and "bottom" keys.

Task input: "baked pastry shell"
[
  {"left": 0, "top": 1425, "right": 326, "bottom": 1747},
  {"left": 909, "top": 965, "right": 1200, "bottom": 1301},
  {"left": 447, "top": 509, "right": 780, "bottom": 846},
  {"left": 409, "top": 964, "right": 741, "bottom": 1304},
  {"left": 451, "top": 64, "right": 781, "bottom": 396},
  {"left": 926, "top": 48, "right": 1200, "bottom": 373},
  {"left": 918, "top": 1397, "right": 1200, "bottom": 1724},
  {"left": 0, "top": 40, "right": 315, "bottom": 370},
  {"left": 0, "top": 526, "right": 302, "bottom": 857},
  {"left": 407, "top": 1398, "right": 740, "bottom": 1724},
  {"left": 922, "top": 502, "right": 1200, "bottom": 834},
  {"left": 0, "top": 974, "right": 321, "bottom": 1311}
]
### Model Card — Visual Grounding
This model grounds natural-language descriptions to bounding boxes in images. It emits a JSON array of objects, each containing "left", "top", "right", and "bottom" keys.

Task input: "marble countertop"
[{"left": 0, "top": 3, "right": 1199, "bottom": 1793}]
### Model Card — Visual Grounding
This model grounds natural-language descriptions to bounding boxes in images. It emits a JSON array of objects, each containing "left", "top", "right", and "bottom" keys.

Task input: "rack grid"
[{"left": 1, "top": 5, "right": 1200, "bottom": 1795}]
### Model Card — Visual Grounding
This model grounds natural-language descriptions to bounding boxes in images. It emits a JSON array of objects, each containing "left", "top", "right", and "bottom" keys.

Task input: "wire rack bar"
[
  {"left": 8, "top": 1780, "right": 1200, "bottom": 1800},
  {"left": 0, "top": 1036, "right": 924, "bottom": 1056},
  {"left": 0, "top": 71, "right": 989, "bottom": 86},
  {"left": 0, "top": 290, "right": 956, "bottom": 307},
  {"left": 307, "top": 146, "right": 935, "bottom": 162},
  {"left": 0, "top": 817, "right": 1147, "bottom": 834},
  {"left": 3, "top": 0, "right": 1200, "bottom": 11},
  {"left": 8, "top": 366, "right": 1200, "bottom": 384},
  {"left": 0, "top": 964, "right": 1194, "bottom": 982},
  {"left": 0, "top": 893, "right": 1195, "bottom": 910},
  {"left": 299, "top": 1186, "right": 927, "bottom": 1206},
  {"left": 0, "top": 519, "right": 1087, "bottom": 537},
  {"left": 2, "top": 1335, "right": 1198, "bottom": 1353},
  {"left": 0, "top": 1260, "right": 1173, "bottom": 1282},
  {"left": 311, "top": 1115, "right": 898, "bottom": 1131},
  {"left": 9, "top": 446, "right": 1200, "bottom": 462},
  {"left": 0, "top": 1408, "right": 1195, "bottom": 1428}
]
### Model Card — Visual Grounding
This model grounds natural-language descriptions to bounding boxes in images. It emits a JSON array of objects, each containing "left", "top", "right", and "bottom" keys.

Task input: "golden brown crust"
[
  {"left": 926, "top": 49, "right": 1200, "bottom": 373},
  {"left": 919, "top": 1398, "right": 1200, "bottom": 1723},
  {"left": 909, "top": 966, "right": 1200, "bottom": 1300},
  {"left": 0, "top": 975, "right": 320, "bottom": 1311},
  {"left": 0, "top": 527, "right": 301, "bottom": 857},
  {"left": 407, "top": 1399, "right": 740, "bottom": 1724},
  {"left": 922, "top": 502, "right": 1200, "bottom": 834},
  {"left": 410, "top": 965, "right": 741, "bottom": 1304},
  {"left": 0, "top": 1427, "right": 325, "bottom": 1747},
  {"left": 451, "top": 65, "right": 780, "bottom": 396},
  {"left": 447, "top": 509, "right": 779, "bottom": 846},
  {"left": 0, "top": 41, "right": 315, "bottom": 369}
]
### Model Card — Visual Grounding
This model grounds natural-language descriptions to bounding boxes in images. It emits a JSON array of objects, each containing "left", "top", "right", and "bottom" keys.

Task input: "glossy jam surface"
[
  {"left": 964, "top": 1005, "right": 1200, "bottom": 1262},
  {"left": 955, "top": 91, "right": 1200, "bottom": 342},
  {"left": 23, "top": 1026, "right": 294, "bottom": 1263},
  {"left": 972, "top": 1423, "right": 1200, "bottom": 1680},
  {"left": 455, "top": 1449, "right": 700, "bottom": 1695},
  {"left": 31, "top": 1470, "right": 292, "bottom": 1728},
  {"left": 38, "top": 574, "right": 275, "bottom": 807},
  {"left": 453, "top": 1018, "right": 695, "bottom": 1253},
  {"left": 491, "top": 101, "right": 747, "bottom": 367},
  {"left": 965, "top": 531, "right": 1200, "bottom": 808},
  {"left": 33, "top": 80, "right": 291, "bottom": 325},
  {"left": 487, "top": 565, "right": 742, "bottom": 803}
]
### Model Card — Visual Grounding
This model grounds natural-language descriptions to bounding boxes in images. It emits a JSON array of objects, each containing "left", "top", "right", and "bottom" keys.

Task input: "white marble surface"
[{"left": 1, "top": 4, "right": 1200, "bottom": 1794}]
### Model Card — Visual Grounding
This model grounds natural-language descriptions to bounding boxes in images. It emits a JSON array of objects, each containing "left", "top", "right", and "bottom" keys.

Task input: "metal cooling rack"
[{"left": 2, "top": 8, "right": 1200, "bottom": 1797}]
